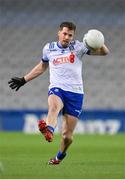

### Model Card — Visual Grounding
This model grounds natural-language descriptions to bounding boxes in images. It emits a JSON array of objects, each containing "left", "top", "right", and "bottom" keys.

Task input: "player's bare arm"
[
  {"left": 89, "top": 44, "right": 110, "bottom": 56},
  {"left": 8, "top": 61, "right": 49, "bottom": 91},
  {"left": 24, "top": 61, "right": 49, "bottom": 82}
]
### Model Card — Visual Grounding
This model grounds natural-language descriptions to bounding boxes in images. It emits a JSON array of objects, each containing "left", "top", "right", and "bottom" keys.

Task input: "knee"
[{"left": 62, "top": 133, "right": 73, "bottom": 144}]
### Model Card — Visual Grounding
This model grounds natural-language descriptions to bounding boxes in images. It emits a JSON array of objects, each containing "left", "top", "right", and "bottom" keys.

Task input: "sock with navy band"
[
  {"left": 47, "top": 125, "right": 55, "bottom": 133},
  {"left": 56, "top": 151, "right": 67, "bottom": 161}
]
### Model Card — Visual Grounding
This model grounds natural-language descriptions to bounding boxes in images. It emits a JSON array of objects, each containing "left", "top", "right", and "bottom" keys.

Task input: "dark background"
[{"left": 0, "top": 0, "right": 125, "bottom": 110}]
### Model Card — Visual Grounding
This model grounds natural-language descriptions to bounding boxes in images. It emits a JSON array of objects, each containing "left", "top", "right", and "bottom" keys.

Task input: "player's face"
[{"left": 58, "top": 27, "right": 75, "bottom": 48}]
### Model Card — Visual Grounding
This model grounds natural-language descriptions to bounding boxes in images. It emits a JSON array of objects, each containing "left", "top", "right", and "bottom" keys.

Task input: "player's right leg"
[{"left": 38, "top": 89, "right": 63, "bottom": 142}]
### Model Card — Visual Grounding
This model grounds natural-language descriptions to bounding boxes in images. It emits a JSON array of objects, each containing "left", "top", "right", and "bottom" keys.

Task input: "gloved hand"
[{"left": 8, "top": 77, "right": 26, "bottom": 91}]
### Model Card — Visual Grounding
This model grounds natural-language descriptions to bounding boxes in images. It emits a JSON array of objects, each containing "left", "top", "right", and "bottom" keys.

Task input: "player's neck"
[{"left": 57, "top": 41, "right": 69, "bottom": 49}]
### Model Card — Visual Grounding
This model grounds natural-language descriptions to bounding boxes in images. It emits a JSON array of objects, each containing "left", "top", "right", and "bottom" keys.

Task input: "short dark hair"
[{"left": 59, "top": 22, "right": 76, "bottom": 31}]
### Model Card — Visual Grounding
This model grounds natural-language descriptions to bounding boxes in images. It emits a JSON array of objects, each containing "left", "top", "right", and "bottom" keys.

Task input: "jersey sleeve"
[
  {"left": 75, "top": 40, "right": 90, "bottom": 58},
  {"left": 81, "top": 41, "right": 90, "bottom": 55},
  {"left": 41, "top": 43, "right": 49, "bottom": 62},
  {"left": 82, "top": 42, "right": 90, "bottom": 55}
]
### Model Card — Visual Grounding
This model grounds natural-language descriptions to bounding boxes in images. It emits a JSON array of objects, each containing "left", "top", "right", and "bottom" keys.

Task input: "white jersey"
[{"left": 41, "top": 40, "right": 90, "bottom": 94}]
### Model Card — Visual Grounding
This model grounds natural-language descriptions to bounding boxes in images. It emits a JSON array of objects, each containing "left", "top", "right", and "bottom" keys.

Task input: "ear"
[{"left": 58, "top": 31, "right": 60, "bottom": 36}]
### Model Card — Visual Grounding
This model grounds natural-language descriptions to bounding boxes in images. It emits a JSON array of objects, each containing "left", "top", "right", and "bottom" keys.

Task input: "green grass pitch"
[{"left": 0, "top": 132, "right": 125, "bottom": 179}]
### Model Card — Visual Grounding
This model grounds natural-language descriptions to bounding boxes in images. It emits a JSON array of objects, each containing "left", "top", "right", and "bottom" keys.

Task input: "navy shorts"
[{"left": 48, "top": 87, "right": 84, "bottom": 118}]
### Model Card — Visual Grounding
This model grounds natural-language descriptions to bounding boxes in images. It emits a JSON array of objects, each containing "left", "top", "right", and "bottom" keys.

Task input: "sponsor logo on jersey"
[{"left": 53, "top": 53, "right": 75, "bottom": 65}]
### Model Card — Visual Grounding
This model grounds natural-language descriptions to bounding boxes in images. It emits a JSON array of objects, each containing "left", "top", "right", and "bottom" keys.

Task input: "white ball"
[{"left": 83, "top": 29, "right": 104, "bottom": 49}]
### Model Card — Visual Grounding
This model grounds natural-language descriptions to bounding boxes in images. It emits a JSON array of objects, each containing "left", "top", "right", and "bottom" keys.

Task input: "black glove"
[{"left": 8, "top": 77, "right": 26, "bottom": 91}]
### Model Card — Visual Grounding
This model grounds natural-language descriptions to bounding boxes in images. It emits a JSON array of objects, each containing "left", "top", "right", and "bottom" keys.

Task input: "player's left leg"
[{"left": 48, "top": 114, "right": 77, "bottom": 165}]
